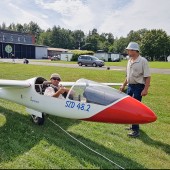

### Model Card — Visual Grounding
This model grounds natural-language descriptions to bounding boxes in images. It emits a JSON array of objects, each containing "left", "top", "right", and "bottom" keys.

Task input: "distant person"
[
  {"left": 120, "top": 42, "right": 151, "bottom": 138},
  {"left": 11, "top": 53, "right": 15, "bottom": 63},
  {"left": 23, "top": 58, "right": 29, "bottom": 64},
  {"left": 44, "top": 73, "right": 70, "bottom": 99}
]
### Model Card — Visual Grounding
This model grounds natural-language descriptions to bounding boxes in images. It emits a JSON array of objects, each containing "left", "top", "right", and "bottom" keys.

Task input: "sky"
[{"left": 0, "top": 0, "right": 170, "bottom": 38}]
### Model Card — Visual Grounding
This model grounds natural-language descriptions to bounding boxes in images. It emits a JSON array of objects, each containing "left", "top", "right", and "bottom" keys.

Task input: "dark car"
[{"left": 77, "top": 55, "right": 104, "bottom": 67}]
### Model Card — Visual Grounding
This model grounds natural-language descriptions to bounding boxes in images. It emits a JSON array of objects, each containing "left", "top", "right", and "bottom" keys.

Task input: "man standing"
[{"left": 120, "top": 42, "right": 151, "bottom": 137}]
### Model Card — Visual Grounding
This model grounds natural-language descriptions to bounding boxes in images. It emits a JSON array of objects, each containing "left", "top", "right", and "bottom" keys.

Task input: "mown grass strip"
[{"left": 0, "top": 62, "right": 169, "bottom": 169}]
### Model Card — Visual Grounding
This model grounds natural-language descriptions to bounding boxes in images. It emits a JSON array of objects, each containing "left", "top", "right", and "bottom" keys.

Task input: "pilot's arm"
[
  {"left": 52, "top": 87, "right": 68, "bottom": 98},
  {"left": 44, "top": 86, "right": 70, "bottom": 98}
]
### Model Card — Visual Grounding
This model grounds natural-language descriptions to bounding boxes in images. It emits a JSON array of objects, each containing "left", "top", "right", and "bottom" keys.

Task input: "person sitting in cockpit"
[{"left": 44, "top": 73, "right": 69, "bottom": 99}]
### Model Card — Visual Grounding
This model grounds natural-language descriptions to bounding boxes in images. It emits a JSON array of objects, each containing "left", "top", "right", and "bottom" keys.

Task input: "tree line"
[{"left": 1, "top": 21, "right": 170, "bottom": 61}]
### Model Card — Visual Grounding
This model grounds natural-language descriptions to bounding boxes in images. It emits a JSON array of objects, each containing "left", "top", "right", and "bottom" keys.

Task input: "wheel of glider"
[{"left": 31, "top": 114, "right": 44, "bottom": 125}]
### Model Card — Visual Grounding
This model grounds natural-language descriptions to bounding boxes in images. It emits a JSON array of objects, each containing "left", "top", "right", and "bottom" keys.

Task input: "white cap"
[{"left": 126, "top": 42, "right": 140, "bottom": 51}]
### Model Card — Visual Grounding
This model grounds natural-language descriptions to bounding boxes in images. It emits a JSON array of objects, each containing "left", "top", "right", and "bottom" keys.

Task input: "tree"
[
  {"left": 38, "top": 30, "right": 52, "bottom": 46},
  {"left": 127, "top": 30, "right": 141, "bottom": 42},
  {"left": 110, "top": 37, "right": 128, "bottom": 54},
  {"left": 28, "top": 21, "right": 43, "bottom": 43},
  {"left": 1, "top": 22, "right": 6, "bottom": 29},
  {"left": 23, "top": 23, "right": 30, "bottom": 33},
  {"left": 8, "top": 23, "right": 16, "bottom": 31},
  {"left": 141, "top": 29, "right": 170, "bottom": 61},
  {"left": 127, "top": 29, "right": 148, "bottom": 43},
  {"left": 16, "top": 23, "right": 24, "bottom": 32},
  {"left": 72, "top": 30, "right": 85, "bottom": 49},
  {"left": 49, "top": 26, "right": 75, "bottom": 49},
  {"left": 107, "top": 33, "right": 114, "bottom": 44},
  {"left": 98, "top": 33, "right": 114, "bottom": 52},
  {"left": 86, "top": 34, "right": 99, "bottom": 51},
  {"left": 91, "top": 28, "right": 98, "bottom": 35}
]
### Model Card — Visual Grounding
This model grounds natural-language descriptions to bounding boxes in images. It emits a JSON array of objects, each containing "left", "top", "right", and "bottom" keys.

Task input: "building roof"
[
  {"left": 0, "top": 41, "right": 48, "bottom": 48},
  {"left": 47, "top": 47, "right": 68, "bottom": 52},
  {"left": 0, "top": 29, "right": 32, "bottom": 36}
]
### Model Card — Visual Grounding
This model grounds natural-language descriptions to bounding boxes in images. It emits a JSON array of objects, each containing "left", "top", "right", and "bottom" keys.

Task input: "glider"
[{"left": 0, "top": 77, "right": 157, "bottom": 125}]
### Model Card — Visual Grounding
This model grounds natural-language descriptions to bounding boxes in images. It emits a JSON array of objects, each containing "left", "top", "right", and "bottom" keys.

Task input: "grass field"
[{"left": 0, "top": 62, "right": 170, "bottom": 169}]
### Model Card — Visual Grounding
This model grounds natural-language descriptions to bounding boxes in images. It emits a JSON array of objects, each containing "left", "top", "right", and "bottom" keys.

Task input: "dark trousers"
[{"left": 127, "top": 84, "right": 145, "bottom": 132}]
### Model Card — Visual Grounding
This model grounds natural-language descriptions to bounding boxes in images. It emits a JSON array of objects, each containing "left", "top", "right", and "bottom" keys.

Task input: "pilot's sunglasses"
[{"left": 52, "top": 77, "right": 61, "bottom": 81}]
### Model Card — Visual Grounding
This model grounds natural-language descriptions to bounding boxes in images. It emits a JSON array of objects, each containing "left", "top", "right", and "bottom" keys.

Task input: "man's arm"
[
  {"left": 141, "top": 76, "right": 151, "bottom": 96},
  {"left": 53, "top": 87, "right": 69, "bottom": 98}
]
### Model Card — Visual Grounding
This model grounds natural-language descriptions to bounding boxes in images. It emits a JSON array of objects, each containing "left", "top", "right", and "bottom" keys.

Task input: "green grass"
[
  {"left": 148, "top": 61, "right": 170, "bottom": 69},
  {"left": 0, "top": 62, "right": 170, "bottom": 169}
]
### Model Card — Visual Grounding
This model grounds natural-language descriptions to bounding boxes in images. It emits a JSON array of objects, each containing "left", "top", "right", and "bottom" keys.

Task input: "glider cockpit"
[
  {"left": 34, "top": 77, "right": 127, "bottom": 106},
  {"left": 67, "top": 79, "right": 127, "bottom": 106}
]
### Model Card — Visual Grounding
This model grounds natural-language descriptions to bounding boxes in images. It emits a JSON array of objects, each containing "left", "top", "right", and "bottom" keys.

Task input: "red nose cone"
[{"left": 83, "top": 96, "right": 157, "bottom": 124}]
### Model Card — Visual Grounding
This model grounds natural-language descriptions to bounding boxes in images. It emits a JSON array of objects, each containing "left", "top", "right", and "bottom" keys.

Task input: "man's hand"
[
  {"left": 120, "top": 85, "right": 125, "bottom": 92},
  {"left": 58, "top": 87, "right": 66, "bottom": 94},
  {"left": 141, "top": 89, "right": 148, "bottom": 96}
]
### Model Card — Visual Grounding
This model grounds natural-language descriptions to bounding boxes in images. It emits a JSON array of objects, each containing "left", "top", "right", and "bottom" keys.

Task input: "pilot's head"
[{"left": 50, "top": 73, "right": 61, "bottom": 86}]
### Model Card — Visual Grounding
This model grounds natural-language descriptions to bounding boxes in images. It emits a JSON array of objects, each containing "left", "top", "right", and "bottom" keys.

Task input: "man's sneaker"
[
  {"left": 125, "top": 127, "right": 132, "bottom": 130},
  {"left": 128, "top": 131, "right": 140, "bottom": 137}
]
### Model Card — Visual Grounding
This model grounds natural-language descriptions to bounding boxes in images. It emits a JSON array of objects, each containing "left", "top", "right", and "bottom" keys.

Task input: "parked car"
[
  {"left": 51, "top": 56, "right": 60, "bottom": 61},
  {"left": 77, "top": 55, "right": 104, "bottom": 67}
]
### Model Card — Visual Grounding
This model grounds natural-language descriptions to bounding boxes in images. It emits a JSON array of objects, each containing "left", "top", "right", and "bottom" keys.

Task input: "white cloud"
[
  {"left": 0, "top": 0, "right": 51, "bottom": 29},
  {"left": 0, "top": 0, "right": 170, "bottom": 37},
  {"left": 99, "top": 0, "right": 170, "bottom": 37},
  {"left": 35, "top": 0, "right": 95, "bottom": 31}
]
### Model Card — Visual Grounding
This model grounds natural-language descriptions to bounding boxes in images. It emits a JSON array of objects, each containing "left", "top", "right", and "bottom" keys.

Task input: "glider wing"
[
  {"left": 60, "top": 82, "right": 122, "bottom": 87},
  {"left": 0, "top": 80, "right": 30, "bottom": 88}
]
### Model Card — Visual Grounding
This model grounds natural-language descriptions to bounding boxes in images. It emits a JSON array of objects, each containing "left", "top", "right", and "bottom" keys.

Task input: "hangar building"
[{"left": 0, "top": 29, "right": 47, "bottom": 59}]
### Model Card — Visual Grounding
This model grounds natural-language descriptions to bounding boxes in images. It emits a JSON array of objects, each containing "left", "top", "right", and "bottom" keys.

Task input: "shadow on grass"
[
  {"left": 140, "top": 130, "right": 170, "bottom": 154},
  {"left": 0, "top": 106, "right": 145, "bottom": 169}
]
